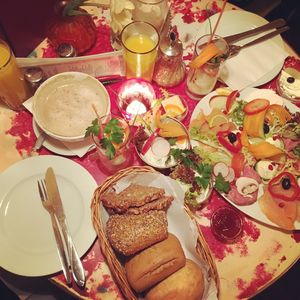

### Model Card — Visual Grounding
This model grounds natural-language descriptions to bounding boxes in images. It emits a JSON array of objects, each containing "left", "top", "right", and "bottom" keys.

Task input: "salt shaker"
[
  {"left": 24, "top": 67, "right": 45, "bottom": 92},
  {"left": 153, "top": 31, "right": 186, "bottom": 87},
  {"left": 57, "top": 43, "right": 77, "bottom": 58}
]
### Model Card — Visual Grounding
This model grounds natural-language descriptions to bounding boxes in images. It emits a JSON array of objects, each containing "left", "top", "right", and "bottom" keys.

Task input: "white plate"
[
  {"left": 33, "top": 120, "right": 95, "bottom": 157},
  {"left": 185, "top": 10, "right": 285, "bottom": 87},
  {"left": 190, "top": 87, "right": 300, "bottom": 230},
  {"left": 0, "top": 155, "right": 97, "bottom": 276}
]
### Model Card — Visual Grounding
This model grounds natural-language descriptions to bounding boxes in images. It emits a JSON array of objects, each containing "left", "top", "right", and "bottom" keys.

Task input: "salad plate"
[
  {"left": 189, "top": 87, "right": 300, "bottom": 230},
  {"left": 0, "top": 155, "right": 97, "bottom": 276}
]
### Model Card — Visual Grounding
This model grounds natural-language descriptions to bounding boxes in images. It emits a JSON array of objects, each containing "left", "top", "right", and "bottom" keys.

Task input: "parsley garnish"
[
  {"left": 170, "top": 148, "right": 231, "bottom": 193},
  {"left": 170, "top": 148, "right": 212, "bottom": 189},
  {"left": 85, "top": 118, "right": 125, "bottom": 160},
  {"left": 214, "top": 173, "right": 230, "bottom": 193}
]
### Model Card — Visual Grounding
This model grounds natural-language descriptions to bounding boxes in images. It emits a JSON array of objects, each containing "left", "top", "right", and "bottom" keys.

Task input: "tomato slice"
[
  {"left": 231, "top": 152, "right": 245, "bottom": 177},
  {"left": 225, "top": 90, "right": 239, "bottom": 113},
  {"left": 243, "top": 99, "right": 270, "bottom": 115}
]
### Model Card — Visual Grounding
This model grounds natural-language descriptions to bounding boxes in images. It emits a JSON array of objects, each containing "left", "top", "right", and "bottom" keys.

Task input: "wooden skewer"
[
  {"left": 208, "top": 0, "right": 228, "bottom": 43},
  {"left": 91, "top": 103, "right": 101, "bottom": 120}
]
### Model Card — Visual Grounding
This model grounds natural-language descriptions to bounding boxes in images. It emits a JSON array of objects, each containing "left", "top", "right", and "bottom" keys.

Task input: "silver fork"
[
  {"left": 228, "top": 25, "right": 290, "bottom": 58},
  {"left": 37, "top": 180, "right": 72, "bottom": 284}
]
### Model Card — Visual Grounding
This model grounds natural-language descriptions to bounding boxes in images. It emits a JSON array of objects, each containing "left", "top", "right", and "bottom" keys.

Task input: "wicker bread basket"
[{"left": 91, "top": 166, "right": 219, "bottom": 300}]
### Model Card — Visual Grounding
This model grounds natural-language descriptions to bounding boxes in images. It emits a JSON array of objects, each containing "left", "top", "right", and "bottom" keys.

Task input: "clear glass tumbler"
[
  {"left": 0, "top": 39, "right": 32, "bottom": 110},
  {"left": 186, "top": 34, "right": 229, "bottom": 100},
  {"left": 132, "top": 0, "right": 169, "bottom": 33},
  {"left": 121, "top": 21, "right": 159, "bottom": 81},
  {"left": 92, "top": 114, "right": 133, "bottom": 175}
]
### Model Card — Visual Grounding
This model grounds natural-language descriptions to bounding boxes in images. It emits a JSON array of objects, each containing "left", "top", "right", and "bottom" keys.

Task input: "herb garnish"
[
  {"left": 214, "top": 173, "right": 230, "bottom": 193},
  {"left": 85, "top": 118, "right": 125, "bottom": 160},
  {"left": 170, "top": 148, "right": 230, "bottom": 193},
  {"left": 170, "top": 148, "right": 212, "bottom": 189}
]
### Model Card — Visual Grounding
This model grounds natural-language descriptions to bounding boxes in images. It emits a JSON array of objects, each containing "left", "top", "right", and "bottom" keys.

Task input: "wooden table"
[{"left": 0, "top": 1, "right": 299, "bottom": 299}]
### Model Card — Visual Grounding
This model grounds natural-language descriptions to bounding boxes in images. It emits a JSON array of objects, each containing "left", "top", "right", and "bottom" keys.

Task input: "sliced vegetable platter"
[{"left": 189, "top": 87, "right": 300, "bottom": 230}]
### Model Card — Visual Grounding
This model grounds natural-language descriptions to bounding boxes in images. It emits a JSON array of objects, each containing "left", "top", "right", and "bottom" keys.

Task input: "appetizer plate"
[
  {"left": 190, "top": 87, "right": 300, "bottom": 230},
  {"left": 178, "top": 10, "right": 286, "bottom": 87},
  {"left": 0, "top": 155, "right": 97, "bottom": 276}
]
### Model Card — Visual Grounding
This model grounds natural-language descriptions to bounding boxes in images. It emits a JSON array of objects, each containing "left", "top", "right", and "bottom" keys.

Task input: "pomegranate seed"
[
  {"left": 268, "top": 164, "right": 274, "bottom": 170},
  {"left": 278, "top": 202, "right": 285, "bottom": 208}
]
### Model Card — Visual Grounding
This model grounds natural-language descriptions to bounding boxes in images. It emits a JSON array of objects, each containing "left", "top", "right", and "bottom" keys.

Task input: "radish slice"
[
  {"left": 224, "top": 167, "right": 235, "bottom": 183},
  {"left": 141, "top": 128, "right": 160, "bottom": 155},
  {"left": 151, "top": 137, "right": 171, "bottom": 158},
  {"left": 213, "top": 162, "right": 229, "bottom": 178},
  {"left": 209, "top": 95, "right": 227, "bottom": 111},
  {"left": 236, "top": 177, "right": 259, "bottom": 197}
]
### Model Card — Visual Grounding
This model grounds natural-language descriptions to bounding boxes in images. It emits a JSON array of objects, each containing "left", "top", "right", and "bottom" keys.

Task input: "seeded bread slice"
[{"left": 106, "top": 210, "right": 168, "bottom": 256}]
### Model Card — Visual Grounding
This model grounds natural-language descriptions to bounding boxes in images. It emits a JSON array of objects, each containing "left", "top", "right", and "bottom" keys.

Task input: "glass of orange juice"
[
  {"left": 0, "top": 39, "right": 32, "bottom": 111},
  {"left": 120, "top": 21, "right": 159, "bottom": 82}
]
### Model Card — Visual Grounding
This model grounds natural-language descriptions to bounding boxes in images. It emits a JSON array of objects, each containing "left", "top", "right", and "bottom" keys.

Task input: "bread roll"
[
  {"left": 145, "top": 259, "right": 205, "bottom": 300},
  {"left": 125, "top": 233, "right": 186, "bottom": 292},
  {"left": 106, "top": 210, "right": 168, "bottom": 256}
]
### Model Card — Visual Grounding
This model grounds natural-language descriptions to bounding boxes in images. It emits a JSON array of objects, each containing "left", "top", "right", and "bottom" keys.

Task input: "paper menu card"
[{"left": 17, "top": 50, "right": 125, "bottom": 79}]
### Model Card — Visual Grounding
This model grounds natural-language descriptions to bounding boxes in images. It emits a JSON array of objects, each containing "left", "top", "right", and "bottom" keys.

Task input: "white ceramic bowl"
[{"left": 32, "top": 72, "right": 110, "bottom": 142}]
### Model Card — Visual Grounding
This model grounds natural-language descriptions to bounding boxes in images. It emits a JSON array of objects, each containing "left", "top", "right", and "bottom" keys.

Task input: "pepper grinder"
[{"left": 153, "top": 31, "right": 186, "bottom": 87}]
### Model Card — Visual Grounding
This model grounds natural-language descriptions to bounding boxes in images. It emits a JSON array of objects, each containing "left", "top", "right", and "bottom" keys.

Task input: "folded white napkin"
[
  {"left": 23, "top": 98, "right": 94, "bottom": 157},
  {"left": 220, "top": 39, "right": 289, "bottom": 90}
]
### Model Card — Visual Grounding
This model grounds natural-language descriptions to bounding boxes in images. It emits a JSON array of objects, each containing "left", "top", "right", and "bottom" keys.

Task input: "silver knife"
[
  {"left": 45, "top": 167, "right": 86, "bottom": 287},
  {"left": 38, "top": 181, "right": 72, "bottom": 284}
]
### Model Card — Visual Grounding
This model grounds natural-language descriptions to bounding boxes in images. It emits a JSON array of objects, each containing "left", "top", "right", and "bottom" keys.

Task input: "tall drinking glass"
[
  {"left": 0, "top": 39, "right": 32, "bottom": 110},
  {"left": 186, "top": 34, "right": 229, "bottom": 100},
  {"left": 121, "top": 21, "right": 159, "bottom": 82},
  {"left": 132, "top": 0, "right": 169, "bottom": 33}
]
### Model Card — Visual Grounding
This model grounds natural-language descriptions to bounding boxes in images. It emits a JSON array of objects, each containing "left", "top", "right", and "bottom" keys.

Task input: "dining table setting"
[{"left": 1, "top": 0, "right": 300, "bottom": 299}]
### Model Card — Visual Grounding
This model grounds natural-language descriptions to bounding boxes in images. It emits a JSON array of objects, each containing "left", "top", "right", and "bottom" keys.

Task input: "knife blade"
[{"left": 45, "top": 167, "right": 86, "bottom": 287}]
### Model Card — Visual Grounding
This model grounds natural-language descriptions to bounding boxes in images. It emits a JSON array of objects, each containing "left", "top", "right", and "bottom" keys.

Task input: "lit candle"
[{"left": 117, "top": 78, "right": 156, "bottom": 120}]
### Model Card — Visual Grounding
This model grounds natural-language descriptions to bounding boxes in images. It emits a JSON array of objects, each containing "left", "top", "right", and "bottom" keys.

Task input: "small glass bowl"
[
  {"left": 134, "top": 117, "right": 191, "bottom": 170},
  {"left": 211, "top": 206, "right": 243, "bottom": 244},
  {"left": 276, "top": 67, "right": 300, "bottom": 105}
]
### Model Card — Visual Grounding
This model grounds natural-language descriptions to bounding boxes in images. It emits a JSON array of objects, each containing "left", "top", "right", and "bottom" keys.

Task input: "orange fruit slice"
[
  {"left": 189, "top": 42, "right": 223, "bottom": 69},
  {"left": 208, "top": 114, "right": 229, "bottom": 128},
  {"left": 164, "top": 104, "right": 186, "bottom": 118}
]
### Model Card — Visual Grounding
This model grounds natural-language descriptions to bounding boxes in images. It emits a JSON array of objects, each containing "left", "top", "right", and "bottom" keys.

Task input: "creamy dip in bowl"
[
  {"left": 32, "top": 72, "right": 110, "bottom": 142},
  {"left": 276, "top": 67, "right": 300, "bottom": 104}
]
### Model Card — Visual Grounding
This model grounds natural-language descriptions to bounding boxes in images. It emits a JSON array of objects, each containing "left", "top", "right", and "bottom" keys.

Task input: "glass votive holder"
[
  {"left": 120, "top": 21, "right": 159, "bottom": 81},
  {"left": 92, "top": 114, "right": 133, "bottom": 175},
  {"left": 186, "top": 34, "right": 229, "bottom": 100},
  {"left": 0, "top": 39, "right": 32, "bottom": 111},
  {"left": 276, "top": 67, "right": 300, "bottom": 105},
  {"left": 117, "top": 78, "right": 156, "bottom": 122},
  {"left": 132, "top": 0, "right": 169, "bottom": 34}
]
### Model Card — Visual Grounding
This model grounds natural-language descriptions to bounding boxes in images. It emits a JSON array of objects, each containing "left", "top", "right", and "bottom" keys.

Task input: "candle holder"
[{"left": 117, "top": 78, "right": 156, "bottom": 121}]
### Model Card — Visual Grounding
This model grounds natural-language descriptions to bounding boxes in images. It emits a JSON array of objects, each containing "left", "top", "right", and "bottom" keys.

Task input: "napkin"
[
  {"left": 23, "top": 98, "right": 94, "bottom": 158},
  {"left": 220, "top": 38, "right": 289, "bottom": 91}
]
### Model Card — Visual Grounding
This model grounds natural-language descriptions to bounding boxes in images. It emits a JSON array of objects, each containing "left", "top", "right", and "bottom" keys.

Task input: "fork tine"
[
  {"left": 41, "top": 179, "right": 47, "bottom": 198},
  {"left": 37, "top": 180, "right": 44, "bottom": 200}
]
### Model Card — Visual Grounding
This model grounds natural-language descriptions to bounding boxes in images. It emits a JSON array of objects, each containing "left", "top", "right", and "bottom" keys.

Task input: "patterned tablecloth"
[{"left": 0, "top": 1, "right": 299, "bottom": 299}]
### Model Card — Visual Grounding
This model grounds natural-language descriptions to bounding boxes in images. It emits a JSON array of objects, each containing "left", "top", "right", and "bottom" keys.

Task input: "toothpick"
[
  {"left": 91, "top": 103, "right": 101, "bottom": 120},
  {"left": 209, "top": 0, "right": 227, "bottom": 43}
]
